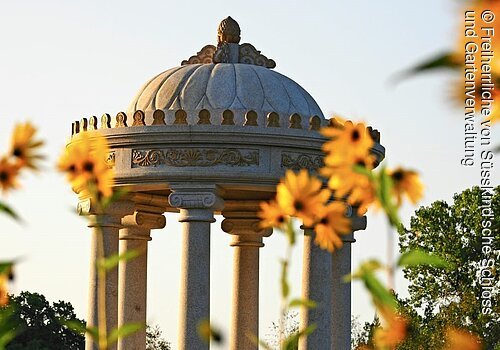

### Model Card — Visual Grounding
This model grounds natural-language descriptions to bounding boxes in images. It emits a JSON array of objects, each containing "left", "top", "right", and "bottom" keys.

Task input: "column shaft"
[
  {"left": 331, "top": 235, "right": 353, "bottom": 350},
  {"left": 299, "top": 228, "right": 333, "bottom": 350},
  {"left": 86, "top": 216, "right": 121, "bottom": 350},
  {"left": 117, "top": 231, "right": 149, "bottom": 350},
  {"left": 178, "top": 209, "right": 213, "bottom": 350},
  {"left": 230, "top": 240, "right": 261, "bottom": 350}
]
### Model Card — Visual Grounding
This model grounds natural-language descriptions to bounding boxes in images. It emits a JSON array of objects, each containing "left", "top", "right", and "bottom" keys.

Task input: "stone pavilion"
[{"left": 70, "top": 16, "right": 385, "bottom": 350}]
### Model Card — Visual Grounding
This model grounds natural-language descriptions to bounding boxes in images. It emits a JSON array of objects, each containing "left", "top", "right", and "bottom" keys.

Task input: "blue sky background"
[{"left": 1, "top": 0, "right": 497, "bottom": 348}]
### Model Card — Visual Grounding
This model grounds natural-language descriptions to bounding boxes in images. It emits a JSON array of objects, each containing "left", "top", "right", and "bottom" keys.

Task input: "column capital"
[
  {"left": 168, "top": 184, "right": 224, "bottom": 211},
  {"left": 78, "top": 198, "right": 135, "bottom": 228},
  {"left": 222, "top": 200, "right": 272, "bottom": 247},
  {"left": 346, "top": 204, "right": 367, "bottom": 233},
  {"left": 120, "top": 211, "right": 166, "bottom": 240}
]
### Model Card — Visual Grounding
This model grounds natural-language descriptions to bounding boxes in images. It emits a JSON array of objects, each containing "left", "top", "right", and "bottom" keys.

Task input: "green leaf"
[
  {"left": 289, "top": 298, "right": 317, "bottom": 309},
  {"left": 393, "top": 52, "right": 459, "bottom": 83},
  {"left": 59, "top": 318, "right": 87, "bottom": 335},
  {"left": 398, "top": 249, "right": 452, "bottom": 269},
  {"left": 99, "top": 249, "right": 141, "bottom": 271},
  {"left": 350, "top": 260, "right": 397, "bottom": 310},
  {"left": 0, "top": 306, "right": 18, "bottom": 349},
  {"left": 352, "top": 164, "right": 374, "bottom": 179},
  {"left": 107, "top": 323, "right": 143, "bottom": 345},
  {"left": 349, "top": 259, "right": 383, "bottom": 281},
  {"left": 247, "top": 334, "right": 273, "bottom": 350},
  {"left": 285, "top": 219, "right": 296, "bottom": 246},
  {"left": 102, "top": 188, "right": 129, "bottom": 210},
  {"left": 197, "top": 319, "right": 223, "bottom": 344},
  {"left": 377, "top": 169, "right": 401, "bottom": 227},
  {"left": 85, "top": 326, "right": 99, "bottom": 340},
  {"left": 0, "top": 201, "right": 20, "bottom": 221},
  {"left": 0, "top": 262, "right": 13, "bottom": 275},
  {"left": 363, "top": 271, "right": 397, "bottom": 310},
  {"left": 280, "top": 260, "right": 290, "bottom": 299},
  {"left": 282, "top": 324, "right": 317, "bottom": 350}
]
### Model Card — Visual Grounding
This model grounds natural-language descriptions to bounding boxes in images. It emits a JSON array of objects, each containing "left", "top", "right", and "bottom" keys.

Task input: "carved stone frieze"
[
  {"left": 131, "top": 148, "right": 259, "bottom": 168},
  {"left": 281, "top": 152, "right": 323, "bottom": 171},
  {"left": 105, "top": 152, "right": 115, "bottom": 167}
]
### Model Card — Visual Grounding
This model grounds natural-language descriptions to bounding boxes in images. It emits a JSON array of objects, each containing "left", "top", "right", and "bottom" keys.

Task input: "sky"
[{"left": 0, "top": 0, "right": 498, "bottom": 348}]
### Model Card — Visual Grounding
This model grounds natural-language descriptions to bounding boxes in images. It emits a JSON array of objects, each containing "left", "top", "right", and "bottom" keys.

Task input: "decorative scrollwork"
[
  {"left": 239, "top": 43, "right": 276, "bottom": 69},
  {"left": 281, "top": 153, "right": 323, "bottom": 171},
  {"left": 181, "top": 45, "right": 217, "bottom": 65},
  {"left": 132, "top": 150, "right": 164, "bottom": 167},
  {"left": 105, "top": 152, "right": 116, "bottom": 167},
  {"left": 131, "top": 149, "right": 259, "bottom": 168}
]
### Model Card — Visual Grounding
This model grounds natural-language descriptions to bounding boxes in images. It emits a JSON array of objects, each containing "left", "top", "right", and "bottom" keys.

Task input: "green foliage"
[
  {"left": 146, "top": 325, "right": 171, "bottom": 350},
  {"left": 264, "top": 311, "right": 300, "bottom": 350},
  {"left": 108, "top": 323, "right": 143, "bottom": 345},
  {"left": 352, "top": 315, "right": 380, "bottom": 350},
  {"left": 398, "top": 186, "right": 500, "bottom": 349},
  {"left": 397, "top": 249, "right": 452, "bottom": 269},
  {"left": 394, "top": 52, "right": 459, "bottom": 82},
  {"left": 0, "top": 201, "right": 19, "bottom": 221},
  {"left": 376, "top": 167, "right": 400, "bottom": 226},
  {"left": 349, "top": 260, "right": 398, "bottom": 310},
  {"left": 0, "top": 307, "right": 17, "bottom": 350},
  {"left": 3, "top": 291, "right": 84, "bottom": 350},
  {"left": 98, "top": 249, "right": 141, "bottom": 272}
]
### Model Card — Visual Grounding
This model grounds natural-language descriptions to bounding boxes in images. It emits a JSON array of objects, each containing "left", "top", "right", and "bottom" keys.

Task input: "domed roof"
[{"left": 127, "top": 63, "right": 324, "bottom": 119}]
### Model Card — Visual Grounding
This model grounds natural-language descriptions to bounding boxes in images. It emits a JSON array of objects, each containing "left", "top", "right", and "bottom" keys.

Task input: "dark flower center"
[
  {"left": 320, "top": 217, "right": 329, "bottom": 225},
  {"left": 83, "top": 161, "right": 94, "bottom": 173},
  {"left": 68, "top": 164, "right": 76, "bottom": 173},
  {"left": 351, "top": 130, "right": 360, "bottom": 142},
  {"left": 12, "top": 147, "right": 23, "bottom": 158},
  {"left": 294, "top": 200, "right": 304, "bottom": 211},
  {"left": 277, "top": 215, "right": 285, "bottom": 224},
  {"left": 392, "top": 170, "right": 404, "bottom": 182},
  {"left": 356, "top": 160, "right": 366, "bottom": 167},
  {"left": 0, "top": 171, "right": 8, "bottom": 182}
]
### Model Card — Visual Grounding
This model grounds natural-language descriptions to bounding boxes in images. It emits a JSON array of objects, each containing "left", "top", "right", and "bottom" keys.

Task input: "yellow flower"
[
  {"left": 313, "top": 201, "right": 351, "bottom": 252},
  {"left": 0, "top": 273, "right": 9, "bottom": 307},
  {"left": 389, "top": 167, "right": 423, "bottom": 206},
  {"left": 346, "top": 180, "right": 378, "bottom": 215},
  {"left": 0, "top": 157, "right": 20, "bottom": 194},
  {"left": 445, "top": 328, "right": 481, "bottom": 350},
  {"left": 321, "top": 120, "right": 374, "bottom": 164},
  {"left": 276, "top": 169, "right": 330, "bottom": 227},
  {"left": 58, "top": 132, "right": 114, "bottom": 199},
  {"left": 259, "top": 200, "right": 288, "bottom": 229},
  {"left": 321, "top": 157, "right": 378, "bottom": 215},
  {"left": 374, "top": 310, "right": 408, "bottom": 350},
  {"left": 10, "top": 122, "right": 44, "bottom": 170},
  {"left": 0, "top": 264, "right": 13, "bottom": 307}
]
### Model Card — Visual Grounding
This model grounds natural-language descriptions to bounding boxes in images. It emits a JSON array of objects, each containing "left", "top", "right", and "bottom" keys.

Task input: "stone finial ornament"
[
  {"left": 217, "top": 16, "right": 241, "bottom": 45},
  {"left": 181, "top": 16, "right": 276, "bottom": 69}
]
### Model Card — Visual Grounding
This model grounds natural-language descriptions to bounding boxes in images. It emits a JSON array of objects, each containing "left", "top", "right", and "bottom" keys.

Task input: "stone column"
[
  {"left": 298, "top": 227, "right": 332, "bottom": 350},
  {"left": 117, "top": 209, "right": 166, "bottom": 350},
  {"left": 168, "top": 185, "right": 223, "bottom": 350},
  {"left": 331, "top": 214, "right": 366, "bottom": 350},
  {"left": 221, "top": 202, "right": 272, "bottom": 350},
  {"left": 78, "top": 198, "right": 134, "bottom": 350}
]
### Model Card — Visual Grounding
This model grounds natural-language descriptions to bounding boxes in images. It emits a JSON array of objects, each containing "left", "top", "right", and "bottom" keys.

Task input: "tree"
[
  {"left": 264, "top": 310, "right": 300, "bottom": 349},
  {"left": 398, "top": 186, "right": 499, "bottom": 349},
  {"left": 4, "top": 291, "right": 84, "bottom": 350},
  {"left": 146, "top": 324, "right": 171, "bottom": 350}
]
